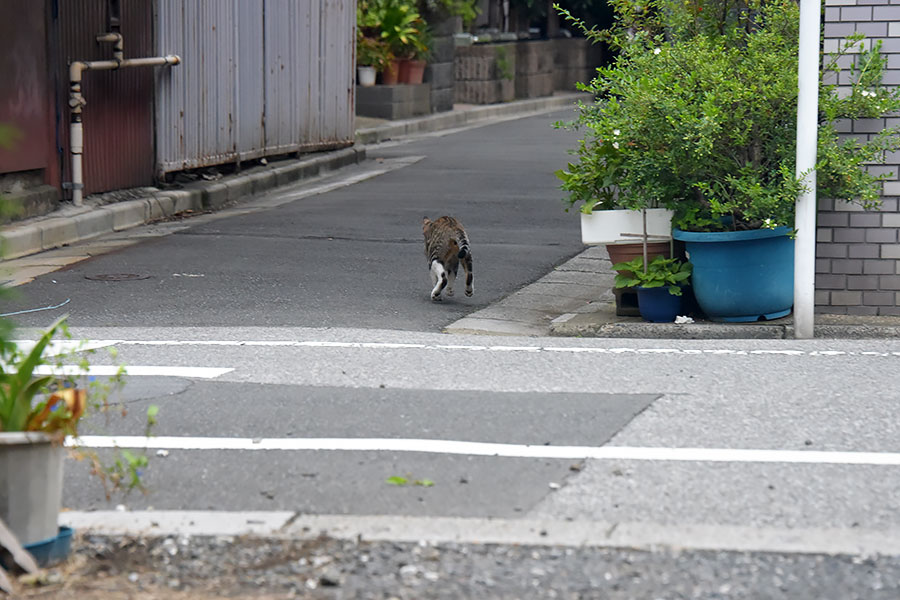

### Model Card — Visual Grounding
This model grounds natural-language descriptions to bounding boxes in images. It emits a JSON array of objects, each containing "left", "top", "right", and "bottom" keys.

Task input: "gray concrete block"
[
  {"left": 850, "top": 212, "right": 882, "bottom": 227},
  {"left": 864, "top": 258, "right": 896, "bottom": 273},
  {"left": 225, "top": 177, "right": 253, "bottom": 203},
  {"left": 152, "top": 194, "right": 176, "bottom": 218},
  {"left": 881, "top": 274, "right": 900, "bottom": 289},
  {"left": 816, "top": 273, "right": 848, "bottom": 288},
  {"left": 832, "top": 258, "right": 864, "bottom": 273},
  {"left": 272, "top": 165, "right": 302, "bottom": 187},
  {"left": 847, "top": 274, "right": 880, "bottom": 289},
  {"left": 866, "top": 227, "right": 898, "bottom": 242},
  {"left": 849, "top": 243, "right": 881, "bottom": 258},
  {"left": 39, "top": 219, "right": 79, "bottom": 250},
  {"left": 1, "top": 185, "right": 61, "bottom": 223},
  {"left": 72, "top": 210, "right": 114, "bottom": 240},
  {"left": 872, "top": 5, "right": 900, "bottom": 18},
  {"left": 818, "top": 241, "right": 847, "bottom": 258},
  {"left": 515, "top": 73, "right": 555, "bottom": 99},
  {"left": 106, "top": 202, "right": 146, "bottom": 231},
  {"left": 202, "top": 182, "right": 230, "bottom": 210},
  {"left": 160, "top": 189, "right": 201, "bottom": 214},
  {"left": 833, "top": 227, "right": 867, "bottom": 242},
  {"left": 430, "top": 37, "right": 456, "bottom": 63},
  {"left": 427, "top": 63, "right": 455, "bottom": 89},
  {"left": 1, "top": 226, "right": 43, "bottom": 260},
  {"left": 246, "top": 170, "right": 277, "bottom": 196},
  {"left": 831, "top": 290, "right": 863, "bottom": 305},
  {"left": 863, "top": 291, "right": 894, "bottom": 304},
  {"left": 818, "top": 212, "right": 849, "bottom": 227},
  {"left": 431, "top": 88, "right": 454, "bottom": 113}
]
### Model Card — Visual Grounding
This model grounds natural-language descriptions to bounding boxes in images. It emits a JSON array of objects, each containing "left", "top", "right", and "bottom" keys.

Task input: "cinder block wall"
[
  {"left": 818, "top": 0, "right": 900, "bottom": 315},
  {"left": 423, "top": 13, "right": 459, "bottom": 113},
  {"left": 515, "top": 40, "right": 555, "bottom": 98},
  {"left": 454, "top": 43, "right": 516, "bottom": 104}
]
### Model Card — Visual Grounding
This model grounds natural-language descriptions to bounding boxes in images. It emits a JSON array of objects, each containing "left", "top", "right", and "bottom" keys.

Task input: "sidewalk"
[{"left": 4, "top": 92, "right": 900, "bottom": 339}]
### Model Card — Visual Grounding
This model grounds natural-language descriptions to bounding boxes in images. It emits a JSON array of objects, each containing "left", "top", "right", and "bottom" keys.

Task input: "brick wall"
[{"left": 819, "top": 0, "right": 900, "bottom": 315}]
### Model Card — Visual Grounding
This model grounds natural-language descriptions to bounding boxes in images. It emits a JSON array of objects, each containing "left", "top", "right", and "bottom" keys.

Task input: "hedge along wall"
[{"left": 819, "top": 0, "right": 900, "bottom": 315}]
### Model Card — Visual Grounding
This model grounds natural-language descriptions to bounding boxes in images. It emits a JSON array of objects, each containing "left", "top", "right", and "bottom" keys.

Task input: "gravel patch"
[{"left": 10, "top": 534, "right": 900, "bottom": 599}]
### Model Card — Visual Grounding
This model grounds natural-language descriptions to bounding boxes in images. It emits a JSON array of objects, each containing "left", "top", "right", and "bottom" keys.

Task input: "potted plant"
[
  {"left": 612, "top": 255, "right": 692, "bottom": 323},
  {"left": 555, "top": 120, "right": 674, "bottom": 247},
  {"left": 0, "top": 315, "right": 153, "bottom": 564},
  {"left": 357, "top": 32, "right": 391, "bottom": 87},
  {"left": 557, "top": 0, "right": 900, "bottom": 321},
  {"left": 362, "top": 0, "right": 429, "bottom": 84}
]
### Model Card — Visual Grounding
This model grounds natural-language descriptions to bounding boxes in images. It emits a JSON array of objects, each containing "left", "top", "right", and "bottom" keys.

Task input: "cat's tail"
[{"left": 456, "top": 232, "right": 470, "bottom": 259}]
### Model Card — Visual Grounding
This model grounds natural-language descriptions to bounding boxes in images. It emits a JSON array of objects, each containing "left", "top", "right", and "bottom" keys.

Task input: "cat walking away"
[{"left": 422, "top": 216, "right": 474, "bottom": 301}]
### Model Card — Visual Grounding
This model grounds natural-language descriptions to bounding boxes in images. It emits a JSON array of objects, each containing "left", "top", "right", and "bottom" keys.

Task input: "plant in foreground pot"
[
  {"left": 558, "top": 0, "right": 900, "bottom": 320},
  {"left": 360, "top": 0, "right": 430, "bottom": 84},
  {"left": 357, "top": 32, "right": 393, "bottom": 86},
  {"left": 612, "top": 256, "right": 692, "bottom": 322},
  {"left": 0, "top": 315, "right": 156, "bottom": 566}
]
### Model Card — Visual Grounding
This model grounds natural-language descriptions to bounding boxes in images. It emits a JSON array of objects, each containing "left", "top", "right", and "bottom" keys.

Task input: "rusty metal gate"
[
  {"left": 57, "top": 0, "right": 156, "bottom": 195},
  {"left": 155, "top": 0, "right": 355, "bottom": 176}
]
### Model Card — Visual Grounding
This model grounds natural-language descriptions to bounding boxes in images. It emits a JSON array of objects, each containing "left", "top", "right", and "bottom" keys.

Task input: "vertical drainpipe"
[
  {"left": 68, "top": 63, "right": 87, "bottom": 207},
  {"left": 793, "top": 0, "right": 821, "bottom": 339}
]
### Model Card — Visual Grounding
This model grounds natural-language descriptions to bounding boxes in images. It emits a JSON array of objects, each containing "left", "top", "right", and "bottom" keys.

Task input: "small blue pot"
[
  {"left": 636, "top": 285, "right": 684, "bottom": 323},
  {"left": 673, "top": 226, "right": 794, "bottom": 322}
]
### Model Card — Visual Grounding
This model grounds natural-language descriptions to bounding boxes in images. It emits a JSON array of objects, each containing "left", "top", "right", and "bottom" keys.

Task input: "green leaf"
[
  {"left": 415, "top": 479, "right": 435, "bottom": 487},
  {"left": 387, "top": 476, "right": 408, "bottom": 486}
]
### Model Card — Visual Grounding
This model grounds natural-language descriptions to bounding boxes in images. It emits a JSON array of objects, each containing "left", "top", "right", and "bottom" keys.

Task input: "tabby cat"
[{"left": 422, "top": 216, "right": 473, "bottom": 302}]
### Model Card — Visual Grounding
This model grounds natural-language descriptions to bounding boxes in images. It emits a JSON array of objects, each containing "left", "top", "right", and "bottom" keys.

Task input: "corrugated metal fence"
[{"left": 156, "top": 0, "right": 354, "bottom": 176}]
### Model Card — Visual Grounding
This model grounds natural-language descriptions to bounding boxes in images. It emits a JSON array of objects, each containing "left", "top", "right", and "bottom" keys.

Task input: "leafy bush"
[
  {"left": 360, "top": 0, "right": 430, "bottom": 61},
  {"left": 612, "top": 255, "right": 692, "bottom": 296},
  {"left": 556, "top": 0, "right": 900, "bottom": 231}
]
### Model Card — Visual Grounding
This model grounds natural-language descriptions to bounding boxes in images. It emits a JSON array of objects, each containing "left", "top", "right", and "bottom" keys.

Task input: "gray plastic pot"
[{"left": 0, "top": 432, "right": 63, "bottom": 546}]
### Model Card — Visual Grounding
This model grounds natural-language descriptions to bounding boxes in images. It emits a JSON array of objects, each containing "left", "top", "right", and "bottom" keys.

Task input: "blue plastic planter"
[
  {"left": 636, "top": 286, "right": 684, "bottom": 322},
  {"left": 0, "top": 526, "right": 73, "bottom": 570},
  {"left": 672, "top": 226, "right": 794, "bottom": 322}
]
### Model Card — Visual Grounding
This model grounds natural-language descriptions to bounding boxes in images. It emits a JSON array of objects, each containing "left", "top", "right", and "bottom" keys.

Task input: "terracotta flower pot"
[
  {"left": 606, "top": 241, "right": 673, "bottom": 275},
  {"left": 398, "top": 59, "right": 426, "bottom": 84},
  {"left": 381, "top": 60, "right": 400, "bottom": 85}
]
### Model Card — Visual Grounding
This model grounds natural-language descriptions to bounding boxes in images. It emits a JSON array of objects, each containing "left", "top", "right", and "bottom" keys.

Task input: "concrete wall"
[
  {"left": 819, "top": 0, "right": 900, "bottom": 315},
  {"left": 454, "top": 43, "right": 517, "bottom": 104},
  {"left": 454, "top": 38, "right": 601, "bottom": 104}
]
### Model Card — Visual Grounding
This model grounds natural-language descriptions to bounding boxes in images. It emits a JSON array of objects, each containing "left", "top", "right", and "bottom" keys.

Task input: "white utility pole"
[{"left": 793, "top": 0, "right": 821, "bottom": 339}]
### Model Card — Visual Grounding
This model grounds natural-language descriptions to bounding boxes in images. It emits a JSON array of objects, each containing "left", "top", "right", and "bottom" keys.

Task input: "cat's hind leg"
[
  {"left": 445, "top": 264, "right": 458, "bottom": 296},
  {"left": 430, "top": 260, "right": 448, "bottom": 301},
  {"left": 462, "top": 254, "right": 474, "bottom": 297}
]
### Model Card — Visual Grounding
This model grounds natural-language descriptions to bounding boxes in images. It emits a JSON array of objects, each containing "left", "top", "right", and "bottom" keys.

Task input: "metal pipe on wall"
[{"left": 68, "top": 33, "right": 179, "bottom": 206}]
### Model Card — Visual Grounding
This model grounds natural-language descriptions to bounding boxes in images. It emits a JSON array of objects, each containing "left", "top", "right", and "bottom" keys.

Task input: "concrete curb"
[
  {"left": 0, "top": 147, "right": 365, "bottom": 262},
  {"left": 60, "top": 510, "right": 900, "bottom": 557},
  {"left": 355, "top": 93, "right": 584, "bottom": 145}
]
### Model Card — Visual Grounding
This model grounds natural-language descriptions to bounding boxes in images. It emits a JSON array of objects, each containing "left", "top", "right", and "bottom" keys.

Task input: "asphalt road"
[{"left": 6, "top": 110, "right": 585, "bottom": 331}]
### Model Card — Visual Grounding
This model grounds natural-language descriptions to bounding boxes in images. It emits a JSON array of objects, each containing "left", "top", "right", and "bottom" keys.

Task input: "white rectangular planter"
[
  {"left": 581, "top": 208, "right": 674, "bottom": 245},
  {"left": 0, "top": 432, "right": 63, "bottom": 546}
]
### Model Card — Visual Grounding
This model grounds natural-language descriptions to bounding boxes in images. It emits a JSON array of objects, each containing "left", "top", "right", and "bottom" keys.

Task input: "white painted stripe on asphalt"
[
  {"left": 66, "top": 436, "right": 900, "bottom": 466},
  {"left": 77, "top": 339, "right": 900, "bottom": 358},
  {"left": 59, "top": 511, "right": 900, "bottom": 556},
  {"left": 33, "top": 365, "right": 233, "bottom": 378}
]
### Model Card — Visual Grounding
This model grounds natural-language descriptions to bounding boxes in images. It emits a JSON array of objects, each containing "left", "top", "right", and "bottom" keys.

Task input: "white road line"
[
  {"left": 66, "top": 436, "right": 900, "bottom": 466},
  {"left": 34, "top": 365, "right": 233, "bottom": 378},
  {"left": 59, "top": 511, "right": 900, "bottom": 556},
  {"left": 63, "top": 339, "right": 900, "bottom": 358}
]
